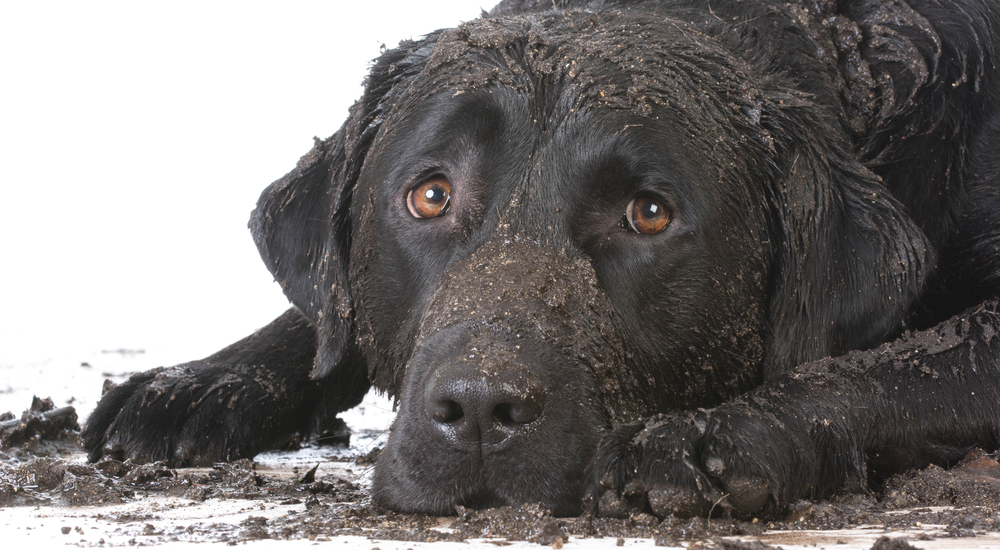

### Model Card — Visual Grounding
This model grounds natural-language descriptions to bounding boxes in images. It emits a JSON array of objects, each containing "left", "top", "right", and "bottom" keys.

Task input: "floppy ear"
[
  {"left": 762, "top": 96, "right": 933, "bottom": 379},
  {"left": 250, "top": 36, "right": 439, "bottom": 380}
]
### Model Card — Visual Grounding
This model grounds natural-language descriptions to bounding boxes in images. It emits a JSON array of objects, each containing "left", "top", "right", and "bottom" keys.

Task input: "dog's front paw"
[
  {"left": 583, "top": 406, "right": 825, "bottom": 519},
  {"left": 81, "top": 361, "right": 313, "bottom": 466}
]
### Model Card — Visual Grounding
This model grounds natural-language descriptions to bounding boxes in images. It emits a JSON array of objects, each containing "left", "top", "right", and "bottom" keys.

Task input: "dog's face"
[
  {"left": 350, "top": 86, "right": 767, "bottom": 512},
  {"left": 251, "top": 11, "right": 928, "bottom": 515},
  {"left": 352, "top": 15, "right": 776, "bottom": 514}
]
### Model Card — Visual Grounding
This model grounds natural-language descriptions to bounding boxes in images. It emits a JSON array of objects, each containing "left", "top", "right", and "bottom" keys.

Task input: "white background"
[{"left": 0, "top": 1, "right": 498, "bottom": 406}]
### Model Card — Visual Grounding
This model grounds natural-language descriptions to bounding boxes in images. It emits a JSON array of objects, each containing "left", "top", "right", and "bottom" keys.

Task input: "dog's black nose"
[{"left": 424, "top": 360, "right": 545, "bottom": 446}]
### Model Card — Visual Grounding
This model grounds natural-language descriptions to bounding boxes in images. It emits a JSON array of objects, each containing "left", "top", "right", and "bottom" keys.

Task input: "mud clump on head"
[
  {"left": 416, "top": 9, "right": 766, "bottom": 126},
  {"left": 413, "top": 235, "right": 653, "bottom": 423}
]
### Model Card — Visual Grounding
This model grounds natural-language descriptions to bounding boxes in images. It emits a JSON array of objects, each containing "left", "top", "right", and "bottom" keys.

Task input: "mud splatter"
[
  {"left": 1, "top": 396, "right": 78, "bottom": 450},
  {"left": 5, "top": 427, "right": 1000, "bottom": 547}
]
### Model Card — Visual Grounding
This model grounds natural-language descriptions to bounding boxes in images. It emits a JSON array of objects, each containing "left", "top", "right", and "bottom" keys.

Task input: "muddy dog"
[{"left": 83, "top": 0, "right": 1000, "bottom": 518}]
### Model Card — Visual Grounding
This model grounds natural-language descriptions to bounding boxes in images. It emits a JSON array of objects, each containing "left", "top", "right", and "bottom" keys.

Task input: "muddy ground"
[{"left": 3, "top": 396, "right": 1000, "bottom": 549}]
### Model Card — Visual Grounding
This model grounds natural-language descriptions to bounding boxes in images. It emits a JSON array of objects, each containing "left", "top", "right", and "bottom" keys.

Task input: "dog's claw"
[
  {"left": 596, "top": 488, "right": 634, "bottom": 518},
  {"left": 647, "top": 486, "right": 715, "bottom": 518},
  {"left": 704, "top": 456, "right": 726, "bottom": 478},
  {"left": 719, "top": 475, "right": 771, "bottom": 517}
]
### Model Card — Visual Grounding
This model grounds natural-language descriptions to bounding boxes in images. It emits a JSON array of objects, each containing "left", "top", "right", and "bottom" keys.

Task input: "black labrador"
[{"left": 83, "top": 0, "right": 1000, "bottom": 519}]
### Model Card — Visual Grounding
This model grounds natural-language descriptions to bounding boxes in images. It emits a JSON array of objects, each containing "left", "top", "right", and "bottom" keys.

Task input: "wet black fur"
[{"left": 83, "top": 0, "right": 1000, "bottom": 518}]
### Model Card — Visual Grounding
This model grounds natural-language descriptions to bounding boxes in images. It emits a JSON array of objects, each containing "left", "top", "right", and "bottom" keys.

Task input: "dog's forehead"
[
  {"left": 372, "top": 9, "right": 773, "bottom": 190},
  {"left": 412, "top": 10, "right": 761, "bottom": 120}
]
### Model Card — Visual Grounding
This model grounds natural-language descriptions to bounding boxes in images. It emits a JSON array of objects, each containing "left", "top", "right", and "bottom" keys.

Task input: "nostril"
[
  {"left": 493, "top": 397, "right": 543, "bottom": 425},
  {"left": 493, "top": 403, "right": 514, "bottom": 425},
  {"left": 430, "top": 400, "right": 464, "bottom": 423}
]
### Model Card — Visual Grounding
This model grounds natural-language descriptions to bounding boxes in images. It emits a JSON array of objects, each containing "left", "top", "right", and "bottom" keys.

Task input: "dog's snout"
[
  {"left": 424, "top": 360, "right": 546, "bottom": 446},
  {"left": 372, "top": 239, "right": 615, "bottom": 513}
]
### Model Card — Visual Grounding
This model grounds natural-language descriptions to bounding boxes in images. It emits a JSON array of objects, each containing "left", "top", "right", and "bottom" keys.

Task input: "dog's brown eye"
[
  {"left": 625, "top": 196, "right": 670, "bottom": 235},
  {"left": 407, "top": 177, "right": 452, "bottom": 219}
]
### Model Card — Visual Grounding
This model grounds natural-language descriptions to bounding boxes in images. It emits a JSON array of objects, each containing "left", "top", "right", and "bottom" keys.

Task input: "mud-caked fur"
[{"left": 83, "top": 0, "right": 1000, "bottom": 518}]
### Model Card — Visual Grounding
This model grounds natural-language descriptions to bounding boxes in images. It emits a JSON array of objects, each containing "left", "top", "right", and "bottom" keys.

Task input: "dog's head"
[{"left": 250, "top": 10, "right": 929, "bottom": 514}]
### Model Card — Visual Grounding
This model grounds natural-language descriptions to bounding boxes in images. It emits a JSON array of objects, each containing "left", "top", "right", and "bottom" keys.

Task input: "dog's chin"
[{"left": 370, "top": 447, "right": 587, "bottom": 516}]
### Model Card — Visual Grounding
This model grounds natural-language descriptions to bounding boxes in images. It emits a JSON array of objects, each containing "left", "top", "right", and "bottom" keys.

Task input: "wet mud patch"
[
  {"left": 6, "top": 454, "right": 1000, "bottom": 547},
  {"left": 1, "top": 395, "right": 78, "bottom": 454},
  {"left": 104, "top": 450, "right": 1000, "bottom": 546},
  {"left": 4, "top": 393, "right": 1000, "bottom": 548},
  {"left": 2, "top": 455, "right": 366, "bottom": 508}
]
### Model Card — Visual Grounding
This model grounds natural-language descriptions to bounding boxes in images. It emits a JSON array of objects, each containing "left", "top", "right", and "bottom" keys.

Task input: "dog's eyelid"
[{"left": 404, "top": 166, "right": 450, "bottom": 187}]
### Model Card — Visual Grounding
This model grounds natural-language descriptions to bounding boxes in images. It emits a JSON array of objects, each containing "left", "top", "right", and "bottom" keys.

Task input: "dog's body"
[{"left": 84, "top": 0, "right": 1000, "bottom": 518}]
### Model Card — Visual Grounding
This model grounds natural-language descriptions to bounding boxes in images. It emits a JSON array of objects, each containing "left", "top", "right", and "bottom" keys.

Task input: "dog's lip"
[{"left": 435, "top": 463, "right": 589, "bottom": 517}]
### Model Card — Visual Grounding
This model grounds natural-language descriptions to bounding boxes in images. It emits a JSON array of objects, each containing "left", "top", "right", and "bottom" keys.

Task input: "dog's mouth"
[
  {"left": 459, "top": 488, "right": 505, "bottom": 510},
  {"left": 371, "top": 323, "right": 607, "bottom": 516}
]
